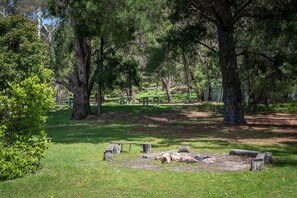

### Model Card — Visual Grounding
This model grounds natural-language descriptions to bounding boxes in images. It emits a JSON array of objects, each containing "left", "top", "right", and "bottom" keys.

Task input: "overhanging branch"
[
  {"left": 54, "top": 78, "right": 75, "bottom": 93},
  {"left": 238, "top": 51, "right": 274, "bottom": 63},
  {"left": 198, "top": 41, "right": 218, "bottom": 53},
  {"left": 232, "top": 0, "right": 252, "bottom": 25}
]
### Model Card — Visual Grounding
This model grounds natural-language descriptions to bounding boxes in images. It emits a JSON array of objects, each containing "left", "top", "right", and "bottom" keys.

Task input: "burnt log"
[
  {"left": 161, "top": 153, "right": 171, "bottom": 163},
  {"left": 171, "top": 152, "right": 182, "bottom": 162}
]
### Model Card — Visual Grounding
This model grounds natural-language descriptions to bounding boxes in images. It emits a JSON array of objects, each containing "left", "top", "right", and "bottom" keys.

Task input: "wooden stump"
[
  {"left": 179, "top": 146, "right": 189, "bottom": 153},
  {"left": 114, "top": 145, "right": 121, "bottom": 154},
  {"left": 143, "top": 143, "right": 152, "bottom": 153},
  {"left": 250, "top": 153, "right": 266, "bottom": 171},
  {"left": 264, "top": 152, "right": 273, "bottom": 164},
  {"left": 250, "top": 158, "right": 264, "bottom": 171},
  {"left": 104, "top": 152, "right": 114, "bottom": 161}
]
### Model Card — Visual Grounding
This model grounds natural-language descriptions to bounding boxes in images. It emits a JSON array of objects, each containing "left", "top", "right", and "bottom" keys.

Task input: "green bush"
[
  {"left": 0, "top": 76, "right": 53, "bottom": 180},
  {"left": 287, "top": 102, "right": 297, "bottom": 113}
]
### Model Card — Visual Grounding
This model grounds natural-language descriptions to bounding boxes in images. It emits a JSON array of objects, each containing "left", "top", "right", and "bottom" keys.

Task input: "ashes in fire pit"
[{"left": 154, "top": 152, "right": 216, "bottom": 164}]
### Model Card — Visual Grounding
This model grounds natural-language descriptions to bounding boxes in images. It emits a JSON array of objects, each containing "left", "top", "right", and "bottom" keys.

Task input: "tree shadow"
[{"left": 46, "top": 106, "right": 297, "bottom": 167}]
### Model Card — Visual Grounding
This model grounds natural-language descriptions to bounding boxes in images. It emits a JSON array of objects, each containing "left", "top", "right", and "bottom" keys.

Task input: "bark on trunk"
[
  {"left": 37, "top": 7, "right": 42, "bottom": 39},
  {"left": 208, "top": 85, "right": 213, "bottom": 101},
  {"left": 216, "top": 2, "right": 245, "bottom": 124},
  {"left": 97, "top": 37, "right": 104, "bottom": 116},
  {"left": 183, "top": 53, "right": 192, "bottom": 102},
  {"left": 71, "top": 17, "right": 91, "bottom": 120},
  {"left": 189, "top": 70, "right": 204, "bottom": 102},
  {"left": 248, "top": 91, "right": 257, "bottom": 113},
  {"left": 161, "top": 76, "right": 173, "bottom": 103}
]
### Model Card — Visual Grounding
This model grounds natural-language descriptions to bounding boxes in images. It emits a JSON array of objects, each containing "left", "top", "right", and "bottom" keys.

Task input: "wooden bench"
[
  {"left": 68, "top": 98, "right": 73, "bottom": 106},
  {"left": 110, "top": 142, "right": 132, "bottom": 152}
]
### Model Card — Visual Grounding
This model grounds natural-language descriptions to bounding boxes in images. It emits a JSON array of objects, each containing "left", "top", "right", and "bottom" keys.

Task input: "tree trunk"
[
  {"left": 248, "top": 91, "right": 257, "bottom": 113},
  {"left": 161, "top": 76, "right": 173, "bottom": 103},
  {"left": 216, "top": 2, "right": 245, "bottom": 124},
  {"left": 97, "top": 84, "right": 102, "bottom": 116},
  {"left": 183, "top": 53, "right": 192, "bottom": 102},
  {"left": 71, "top": 17, "right": 91, "bottom": 120},
  {"left": 97, "top": 37, "right": 104, "bottom": 116},
  {"left": 208, "top": 85, "right": 212, "bottom": 101},
  {"left": 199, "top": 89, "right": 205, "bottom": 101},
  {"left": 37, "top": 7, "right": 42, "bottom": 39}
]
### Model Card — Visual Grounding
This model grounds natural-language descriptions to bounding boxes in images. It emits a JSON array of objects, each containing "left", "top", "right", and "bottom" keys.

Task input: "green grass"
[{"left": 1, "top": 105, "right": 297, "bottom": 197}]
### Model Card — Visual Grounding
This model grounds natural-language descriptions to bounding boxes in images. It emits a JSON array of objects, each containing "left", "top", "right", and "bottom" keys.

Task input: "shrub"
[{"left": 0, "top": 76, "right": 53, "bottom": 180}]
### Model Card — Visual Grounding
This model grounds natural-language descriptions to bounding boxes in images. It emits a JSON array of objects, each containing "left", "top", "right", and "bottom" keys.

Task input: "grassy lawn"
[{"left": 1, "top": 105, "right": 297, "bottom": 197}]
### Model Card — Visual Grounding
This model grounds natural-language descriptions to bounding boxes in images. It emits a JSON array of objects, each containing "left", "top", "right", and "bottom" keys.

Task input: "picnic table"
[
  {"left": 141, "top": 97, "right": 149, "bottom": 106},
  {"left": 140, "top": 96, "right": 160, "bottom": 106},
  {"left": 110, "top": 141, "right": 132, "bottom": 152},
  {"left": 69, "top": 98, "right": 73, "bottom": 106},
  {"left": 152, "top": 96, "right": 160, "bottom": 105}
]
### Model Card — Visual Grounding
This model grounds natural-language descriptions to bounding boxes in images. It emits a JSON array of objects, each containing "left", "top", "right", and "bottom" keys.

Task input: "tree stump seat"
[{"left": 103, "top": 144, "right": 115, "bottom": 161}]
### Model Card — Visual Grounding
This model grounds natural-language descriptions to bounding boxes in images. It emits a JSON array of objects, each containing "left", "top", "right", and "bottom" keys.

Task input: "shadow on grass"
[{"left": 46, "top": 105, "right": 297, "bottom": 167}]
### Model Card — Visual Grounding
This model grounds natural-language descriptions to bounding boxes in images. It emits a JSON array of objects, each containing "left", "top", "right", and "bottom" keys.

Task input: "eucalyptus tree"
[
  {"left": 146, "top": 45, "right": 178, "bottom": 103},
  {"left": 170, "top": 0, "right": 297, "bottom": 123},
  {"left": 49, "top": 0, "right": 166, "bottom": 118},
  {"left": 171, "top": 0, "right": 253, "bottom": 123},
  {"left": 164, "top": 22, "right": 207, "bottom": 102},
  {"left": 0, "top": 0, "right": 48, "bottom": 39}
]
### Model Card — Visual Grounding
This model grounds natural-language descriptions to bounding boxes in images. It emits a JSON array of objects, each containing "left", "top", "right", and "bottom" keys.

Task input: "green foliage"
[
  {"left": 0, "top": 15, "right": 48, "bottom": 91},
  {"left": 238, "top": 3, "right": 297, "bottom": 107},
  {"left": 0, "top": 76, "right": 54, "bottom": 180},
  {"left": 0, "top": 15, "right": 53, "bottom": 180},
  {"left": 99, "top": 54, "right": 141, "bottom": 92}
]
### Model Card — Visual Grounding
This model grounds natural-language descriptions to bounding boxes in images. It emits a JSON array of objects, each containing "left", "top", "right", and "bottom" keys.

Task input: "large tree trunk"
[
  {"left": 216, "top": 2, "right": 245, "bottom": 124},
  {"left": 161, "top": 76, "right": 173, "bottom": 103},
  {"left": 71, "top": 17, "right": 91, "bottom": 120}
]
